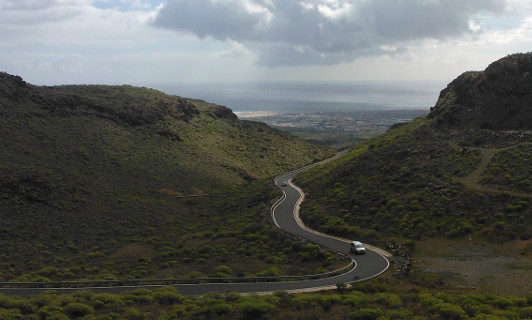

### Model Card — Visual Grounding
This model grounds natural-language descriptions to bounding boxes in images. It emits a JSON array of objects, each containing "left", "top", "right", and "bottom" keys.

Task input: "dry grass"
[{"left": 414, "top": 236, "right": 532, "bottom": 295}]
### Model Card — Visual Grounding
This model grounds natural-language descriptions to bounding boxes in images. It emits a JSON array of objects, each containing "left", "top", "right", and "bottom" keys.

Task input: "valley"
[{"left": 0, "top": 52, "right": 531, "bottom": 319}]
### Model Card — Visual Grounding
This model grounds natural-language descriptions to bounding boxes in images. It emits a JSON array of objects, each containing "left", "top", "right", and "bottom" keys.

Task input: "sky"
[{"left": 1, "top": 0, "right": 532, "bottom": 111}]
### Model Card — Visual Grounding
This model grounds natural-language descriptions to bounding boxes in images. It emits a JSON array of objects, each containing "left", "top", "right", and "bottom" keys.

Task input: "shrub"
[
  {"left": 122, "top": 307, "right": 146, "bottom": 320},
  {"left": 0, "top": 308, "right": 23, "bottom": 320},
  {"left": 469, "top": 315, "right": 502, "bottom": 320},
  {"left": 0, "top": 296, "right": 37, "bottom": 314},
  {"left": 45, "top": 311, "right": 69, "bottom": 320},
  {"left": 520, "top": 306, "right": 532, "bottom": 319},
  {"left": 211, "top": 265, "right": 233, "bottom": 277},
  {"left": 91, "top": 293, "right": 123, "bottom": 309},
  {"left": 187, "top": 271, "right": 203, "bottom": 278},
  {"left": 120, "top": 289, "right": 154, "bottom": 305},
  {"left": 195, "top": 301, "right": 232, "bottom": 317},
  {"left": 374, "top": 292, "right": 402, "bottom": 308},
  {"left": 63, "top": 302, "right": 94, "bottom": 319},
  {"left": 492, "top": 221, "right": 506, "bottom": 232},
  {"left": 38, "top": 306, "right": 67, "bottom": 319},
  {"left": 153, "top": 287, "right": 182, "bottom": 305},
  {"left": 237, "top": 299, "right": 275, "bottom": 318},
  {"left": 387, "top": 309, "right": 414, "bottom": 319},
  {"left": 342, "top": 292, "right": 370, "bottom": 307},
  {"left": 403, "top": 240, "right": 415, "bottom": 251},
  {"left": 348, "top": 307, "right": 383, "bottom": 320},
  {"left": 273, "top": 290, "right": 293, "bottom": 306},
  {"left": 225, "top": 291, "right": 242, "bottom": 302},
  {"left": 433, "top": 303, "right": 467, "bottom": 320}
]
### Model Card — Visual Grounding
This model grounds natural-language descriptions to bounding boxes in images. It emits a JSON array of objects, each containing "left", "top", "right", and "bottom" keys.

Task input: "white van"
[{"left": 350, "top": 241, "right": 366, "bottom": 254}]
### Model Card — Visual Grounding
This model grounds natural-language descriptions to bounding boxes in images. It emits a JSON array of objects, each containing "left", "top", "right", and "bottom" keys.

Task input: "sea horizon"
[{"left": 154, "top": 80, "right": 444, "bottom": 113}]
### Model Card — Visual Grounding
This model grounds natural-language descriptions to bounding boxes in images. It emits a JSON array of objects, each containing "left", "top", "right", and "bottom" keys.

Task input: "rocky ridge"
[
  {"left": 429, "top": 52, "right": 532, "bottom": 130},
  {"left": 0, "top": 72, "right": 236, "bottom": 127}
]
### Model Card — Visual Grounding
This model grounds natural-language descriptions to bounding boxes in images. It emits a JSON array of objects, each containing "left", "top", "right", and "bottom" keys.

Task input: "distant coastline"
[{"left": 155, "top": 80, "right": 441, "bottom": 113}]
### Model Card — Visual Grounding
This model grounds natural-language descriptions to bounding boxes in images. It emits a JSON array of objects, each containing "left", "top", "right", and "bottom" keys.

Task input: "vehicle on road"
[
  {"left": 350, "top": 241, "right": 366, "bottom": 254},
  {"left": 281, "top": 181, "right": 288, "bottom": 186}
]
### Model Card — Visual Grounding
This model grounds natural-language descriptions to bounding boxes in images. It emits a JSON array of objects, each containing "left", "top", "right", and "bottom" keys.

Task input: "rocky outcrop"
[{"left": 429, "top": 53, "right": 532, "bottom": 130}]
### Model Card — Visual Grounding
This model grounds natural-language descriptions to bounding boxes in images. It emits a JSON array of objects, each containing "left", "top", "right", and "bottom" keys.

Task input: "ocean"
[{"left": 156, "top": 80, "right": 445, "bottom": 113}]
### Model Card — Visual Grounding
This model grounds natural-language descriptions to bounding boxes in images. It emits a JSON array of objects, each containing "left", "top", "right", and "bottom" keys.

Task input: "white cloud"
[
  {"left": 0, "top": 0, "right": 167, "bottom": 48},
  {"left": 153, "top": 0, "right": 510, "bottom": 66},
  {"left": 1, "top": 0, "right": 531, "bottom": 90}
]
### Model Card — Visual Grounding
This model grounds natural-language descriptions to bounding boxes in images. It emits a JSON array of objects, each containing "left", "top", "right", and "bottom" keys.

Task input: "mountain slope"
[
  {"left": 296, "top": 53, "right": 532, "bottom": 246},
  {"left": 0, "top": 73, "right": 336, "bottom": 280}
]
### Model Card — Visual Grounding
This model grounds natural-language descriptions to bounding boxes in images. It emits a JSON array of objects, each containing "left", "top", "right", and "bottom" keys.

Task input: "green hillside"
[
  {"left": 296, "top": 53, "right": 532, "bottom": 244},
  {"left": 0, "top": 73, "right": 337, "bottom": 281}
]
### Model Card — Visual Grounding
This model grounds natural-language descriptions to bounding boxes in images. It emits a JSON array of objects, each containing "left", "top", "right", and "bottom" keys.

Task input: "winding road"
[{"left": 1, "top": 152, "right": 389, "bottom": 296}]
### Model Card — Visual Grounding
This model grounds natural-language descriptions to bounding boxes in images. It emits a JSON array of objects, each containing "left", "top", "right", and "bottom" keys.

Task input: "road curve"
[{"left": 1, "top": 152, "right": 389, "bottom": 296}]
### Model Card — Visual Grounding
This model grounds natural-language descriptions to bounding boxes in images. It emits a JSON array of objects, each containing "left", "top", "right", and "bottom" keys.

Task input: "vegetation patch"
[
  {"left": 1, "top": 282, "right": 531, "bottom": 319},
  {"left": 480, "top": 144, "right": 532, "bottom": 194},
  {"left": 0, "top": 73, "right": 337, "bottom": 281},
  {"left": 296, "top": 118, "right": 532, "bottom": 248}
]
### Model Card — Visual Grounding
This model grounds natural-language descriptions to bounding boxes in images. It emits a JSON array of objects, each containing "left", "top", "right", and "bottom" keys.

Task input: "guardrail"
[{"left": 0, "top": 260, "right": 354, "bottom": 289}]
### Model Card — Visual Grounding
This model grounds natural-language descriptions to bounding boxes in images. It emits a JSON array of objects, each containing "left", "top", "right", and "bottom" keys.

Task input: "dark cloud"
[
  {"left": 1, "top": 0, "right": 60, "bottom": 10},
  {"left": 153, "top": 0, "right": 506, "bottom": 66}
]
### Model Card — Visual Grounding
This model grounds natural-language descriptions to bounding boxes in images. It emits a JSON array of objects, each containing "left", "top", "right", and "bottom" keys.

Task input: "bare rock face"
[{"left": 429, "top": 53, "right": 532, "bottom": 130}]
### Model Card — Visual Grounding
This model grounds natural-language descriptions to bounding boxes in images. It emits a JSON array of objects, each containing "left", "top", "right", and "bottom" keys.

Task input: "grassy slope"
[
  {"left": 293, "top": 54, "right": 532, "bottom": 294},
  {"left": 294, "top": 116, "right": 532, "bottom": 295},
  {"left": 0, "top": 74, "right": 338, "bottom": 281},
  {"left": 296, "top": 115, "right": 531, "bottom": 243},
  {"left": 295, "top": 53, "right": 532, "bottom": 248}
]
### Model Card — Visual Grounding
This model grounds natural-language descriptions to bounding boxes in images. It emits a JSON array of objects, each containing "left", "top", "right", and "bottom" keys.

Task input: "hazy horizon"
[
  {"left": 156, "top": 80, "right": 442, "bottom": 113},
  {"left": 4, "top": 1, "right": 529, "bottom": 115}
]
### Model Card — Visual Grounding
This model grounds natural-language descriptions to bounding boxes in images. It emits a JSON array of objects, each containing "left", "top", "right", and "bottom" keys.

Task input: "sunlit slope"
[{"left": 295, "top": 53, "right": 532, "bottom": 246}]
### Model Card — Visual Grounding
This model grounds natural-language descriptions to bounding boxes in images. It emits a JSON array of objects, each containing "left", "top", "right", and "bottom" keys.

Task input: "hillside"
[
  {"left": 0, "top": 73, "right": 337, "bottom": 281},
  {"left": 295, "top": 53, "right": 532, "bottom": 291}
]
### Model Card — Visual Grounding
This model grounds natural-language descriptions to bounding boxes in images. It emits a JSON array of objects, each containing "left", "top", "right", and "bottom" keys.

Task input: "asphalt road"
[{"left": 1, "top": 153, "right": 389, "bottom": 296}]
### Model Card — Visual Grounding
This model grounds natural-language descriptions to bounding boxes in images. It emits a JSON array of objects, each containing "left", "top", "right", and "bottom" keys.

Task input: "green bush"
[
  {"left": 237, "top": 299, "right": 276, "bottom": 317},
  {"left": 225, "top": 291, "right": 242, "bottom": 302},
  {"left": 37, "top": 306, "right": 66, "bottom": 319},
  {"left": 153, "top": 287, "right": 182, "bottom": 305},
  {"left": 433, "top": 303, "right": 467, "bottom": 320},
  {"left": 374, "top": 292, "right": 402, "bottom": 308},
  {"left": 0, "top": 296, "right": 37, "bottom": 314},
  {"left": 211, "top": 265, "right": 233, "bottom": 277},
  {"left": 91, "top": 293, "right": 123, "bottom": 309},
  {"left": 63, "top": 302, "right": 94, "bottom": 319},
  {"left": 0, "top": 308, "right": 24, "bottom": 320},
  {"left": 492, "top": 221, "right": 506, "bottom": 232},
  {"left": 520, "top": 306, "right": 532, "bottom": 319},
  {"left": 348, "top": 307, "right": 383, "bottom": 320},
  {"left": 46, "top": 312, "right": 70, "bottom": 320},
  {"left": 387, "top": 309, "right": 414, "bottom": 319},
  {"left": 120, "top": 289, "right": 154, "bottom": 305},
  {"left": 122, "top": 307, "right": 146, "bottom": 320}
]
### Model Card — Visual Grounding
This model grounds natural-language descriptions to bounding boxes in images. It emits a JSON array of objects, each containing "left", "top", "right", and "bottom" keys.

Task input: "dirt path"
[{"left": 454, "top": 146, "right": 531, "bottom": 198}]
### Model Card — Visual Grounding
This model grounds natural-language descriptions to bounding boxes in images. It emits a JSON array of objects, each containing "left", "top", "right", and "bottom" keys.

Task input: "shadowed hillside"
[{"left": 0, "top": 73, "right": 337, "bottom": 281}]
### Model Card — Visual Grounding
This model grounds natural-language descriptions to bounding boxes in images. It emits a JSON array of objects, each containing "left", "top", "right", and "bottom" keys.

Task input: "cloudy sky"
[{"left": 1, "top": 0, "right": 531, "bottom": 110}]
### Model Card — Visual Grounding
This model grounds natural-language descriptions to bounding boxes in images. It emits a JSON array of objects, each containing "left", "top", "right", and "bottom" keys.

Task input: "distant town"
[{"left": 238, "top": 109, "right": 428, "bottom": 149}]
